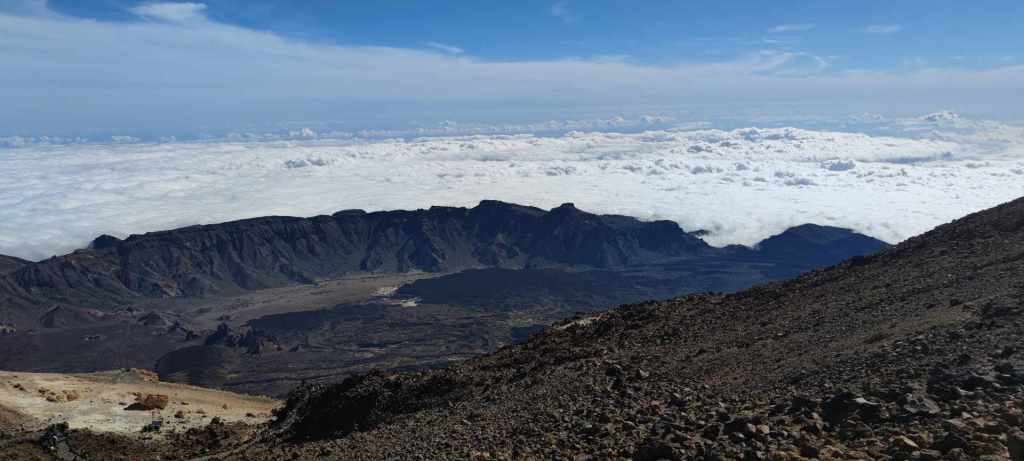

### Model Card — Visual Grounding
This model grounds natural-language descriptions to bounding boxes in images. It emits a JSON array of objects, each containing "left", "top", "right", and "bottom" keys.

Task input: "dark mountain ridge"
[
  {"left": 0, "top": 201, "right": 886, "bottom": 328},
  {"left": 0, "top": 255, "right": 27, "bottom": 276},
  {"left": 246, "top": 197, "right": 1024, "bottom": 460},
  {"left": 745, "top": 223, "right": 892, "bottom": 268}
]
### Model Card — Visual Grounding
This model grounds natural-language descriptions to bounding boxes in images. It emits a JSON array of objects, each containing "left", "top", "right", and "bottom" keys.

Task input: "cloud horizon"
[
  {"left": 1, "top": 2, "right": 1023, "bottom": 137},
  {"left": 2, "top": 112, "right": 1022, "bottom": 261}
]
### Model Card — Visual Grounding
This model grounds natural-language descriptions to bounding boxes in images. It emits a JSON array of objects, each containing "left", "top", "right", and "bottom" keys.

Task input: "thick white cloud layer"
[{"left": 2, "top": 116, "right": 1023, "bottom": 260}]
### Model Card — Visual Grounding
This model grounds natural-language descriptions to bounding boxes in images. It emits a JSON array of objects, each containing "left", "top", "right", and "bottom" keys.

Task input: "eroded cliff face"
[
  {"left": 0, "top": 200, "right": 886, "bottom": 331},
  {"left": 0, "top": 201, "right": 715, "bottom": 311}
]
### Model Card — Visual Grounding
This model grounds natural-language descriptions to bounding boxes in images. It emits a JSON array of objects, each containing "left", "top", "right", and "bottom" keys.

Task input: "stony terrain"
[
  {"left": 0, "top": 369, "right": 277, "bottom": 460},
  {"left": 206, "top": 196, "right": 1024, "bottom": 460},
  {"left": 0, "top": 369, "right": 276, "bottom": 434}
]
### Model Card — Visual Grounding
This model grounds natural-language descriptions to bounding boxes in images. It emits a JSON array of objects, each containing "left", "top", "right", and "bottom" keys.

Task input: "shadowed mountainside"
[
  {"left": 248, "top": 197, "right": 1024, "bottom": 460},
  {"left": 0, "top": 255, "right": 27, "bottom": 276},
  {"left": 0, "top": 201, "right": 885, "bottom": 329},
  {"left": 747, "top": 223, "right": 893, "bottom": 268},
  {"left": 0, "top": 202, "right": 706, "bottom": 311}
]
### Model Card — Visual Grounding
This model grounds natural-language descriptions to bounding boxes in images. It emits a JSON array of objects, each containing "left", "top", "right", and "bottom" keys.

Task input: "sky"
[{"left": 1, "top": 0, "right": 1023, "bottom": 138}]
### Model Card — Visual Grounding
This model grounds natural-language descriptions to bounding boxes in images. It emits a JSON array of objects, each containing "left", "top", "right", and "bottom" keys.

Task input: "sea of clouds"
[{"left": 1, "top": 113, "right": 1023, "bottom": 261}]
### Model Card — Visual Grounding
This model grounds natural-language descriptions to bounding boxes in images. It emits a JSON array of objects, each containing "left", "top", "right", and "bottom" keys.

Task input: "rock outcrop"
[{"left": 125, "top": 394, "right": 169, "bottom": 411}]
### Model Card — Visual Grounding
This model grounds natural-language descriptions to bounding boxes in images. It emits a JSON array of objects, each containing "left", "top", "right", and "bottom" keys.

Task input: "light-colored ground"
[
  {"left": 0, "top": 369, "right": 279, "bottom": 437},
  {"left": 137, "top": 272, "right": 441, "bottom": 329}
]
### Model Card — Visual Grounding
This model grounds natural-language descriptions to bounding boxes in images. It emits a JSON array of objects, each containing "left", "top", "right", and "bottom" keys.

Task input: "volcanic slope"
[
  {"left": 0, "top": 256, "right": 27, "bottom": 276},
  {"left": 0, "top": 201, "right": 722, "bottom": 328},
  {"left": 0, "top": 201, "right": 887, "bottom": 398},
  {"left": 238, "top": 196, "right": 1024, "bottom": 460},
  {"left": 0, "top": 201, "right": 889, "bottom": 324},
  {"left": 0, "top": 200, "right": 887, "bottom": 326}
]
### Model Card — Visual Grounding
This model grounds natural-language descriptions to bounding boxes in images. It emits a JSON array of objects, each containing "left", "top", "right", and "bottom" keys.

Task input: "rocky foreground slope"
[{"left": 220, "top": 197, "right": 1024, "bottom": 460}]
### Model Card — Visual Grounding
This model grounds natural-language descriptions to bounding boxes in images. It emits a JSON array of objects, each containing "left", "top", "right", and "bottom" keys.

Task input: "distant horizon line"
[{"left": 0, "top": 110, "right": 1006, "bottom": 148}]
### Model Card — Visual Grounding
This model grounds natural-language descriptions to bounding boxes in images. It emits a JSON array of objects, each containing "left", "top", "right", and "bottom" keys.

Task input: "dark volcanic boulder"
[{"left": 125, "top": 394, "right": 169, "bottom": 411}]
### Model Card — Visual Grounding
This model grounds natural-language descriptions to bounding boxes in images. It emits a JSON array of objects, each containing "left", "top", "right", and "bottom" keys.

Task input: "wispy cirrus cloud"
[
  {"left": 767, "top": 23, "right": 815, "bottom": 33},
  {"left": 551, "top": 1, "right": 576, "bottom": 23},
  {"left": 424, "top": 41, "right": 464, "bottom": 54},
  {"left": 130, "top": 2, "right": 207, "bottom": 22},
  {"left": 861, "top": 24, "right": 903, "bottom": 35},
  {"left": 0, "top": 2, "right": 1022, "bottom": 137}
]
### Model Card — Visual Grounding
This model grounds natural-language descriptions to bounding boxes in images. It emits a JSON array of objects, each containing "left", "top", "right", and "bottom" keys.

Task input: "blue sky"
[
  {"left": 42, "top": 0, "right": 1021, "bottom": 68},
  {"left": 1, "top": 0, "right": 1023, "bottom": 138}
]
